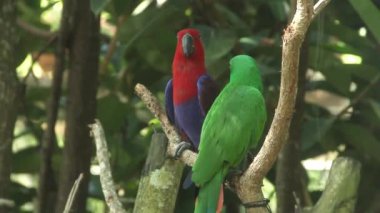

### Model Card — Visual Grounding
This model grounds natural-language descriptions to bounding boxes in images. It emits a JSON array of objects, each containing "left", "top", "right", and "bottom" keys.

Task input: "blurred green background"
[{"left": 8, "top": 0, "right": 380, "bottom": 212}]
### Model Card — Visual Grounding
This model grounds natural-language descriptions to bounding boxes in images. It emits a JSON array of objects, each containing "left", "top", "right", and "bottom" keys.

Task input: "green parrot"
[{"left": 191, "top": 55, "right": 267, "bottom": 213}]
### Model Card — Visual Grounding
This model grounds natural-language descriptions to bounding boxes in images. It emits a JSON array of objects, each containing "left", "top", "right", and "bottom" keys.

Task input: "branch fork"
[
  {"left": 134, "top": 1, "right": 331, "bottom": 212},
  {"left": 90, "top": 0, "right": 331, "bottom": 212}
]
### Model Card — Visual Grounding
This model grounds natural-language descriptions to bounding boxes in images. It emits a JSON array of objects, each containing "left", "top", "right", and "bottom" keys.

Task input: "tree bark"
[
  {"left": 134, "top": 1, "right": 332, "bottom": 213},
  {"left": 0, "top": 0, "right": 20, "bottom": 212},
  {"left": 305, "top": 157, "right": 361, "bottom": 213},
  {"left": 275, "top": 33, "right": 310, "bottom": 212},
  {"left": 55, "top": 0, "right": 100, "bottom": 212},
  {"left": 133, "top": 133, "right": 184, "bottom": 213}
]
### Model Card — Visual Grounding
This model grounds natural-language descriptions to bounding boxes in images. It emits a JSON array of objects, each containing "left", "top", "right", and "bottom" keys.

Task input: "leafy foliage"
[{"left": 9, "top": 0, "right": 380, "bottom": 212}]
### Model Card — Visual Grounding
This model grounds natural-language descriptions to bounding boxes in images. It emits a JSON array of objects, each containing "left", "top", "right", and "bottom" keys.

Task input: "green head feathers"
[{"left": 229, "top": 55, "right": 263, "bottom": 92}]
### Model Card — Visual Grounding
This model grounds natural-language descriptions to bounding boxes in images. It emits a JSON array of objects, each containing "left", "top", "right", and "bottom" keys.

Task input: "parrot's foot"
[
  {"left": 225, "top": 169, "right": 244, "bottom": 191},
  {"left": 226, "top": 169, "right": 243, "bottom": 179},
  {"left": 174, "top": 141, "right": 192, "bottom": 159}
]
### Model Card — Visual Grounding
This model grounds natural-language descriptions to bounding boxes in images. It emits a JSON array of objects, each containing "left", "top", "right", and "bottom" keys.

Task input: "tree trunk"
[
  {"left": 37, "top": 1, "right": 71, "bottom": 211},
  {"left": 55, "top": 0, "right": 100, "bottom": 212},
  {"left": 275, "top": 33, "right": 310, "bottom": 212},
  {"left": 304, "top": 157, "right": 361, "bottom": 213},
  {"left": 0, "top": 0, "right": 20, "bottom": 212},
  {"left": 133, "top": 133, "right": 184, "bottom": 213}
]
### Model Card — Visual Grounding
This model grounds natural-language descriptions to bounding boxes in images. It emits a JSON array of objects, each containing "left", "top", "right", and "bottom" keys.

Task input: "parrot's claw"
[
  {"left": 226, "top": 169, "right": 244, "bottom": 180},
  {"left": 174, "top": 141, "right": 192, "bottom": 159}
]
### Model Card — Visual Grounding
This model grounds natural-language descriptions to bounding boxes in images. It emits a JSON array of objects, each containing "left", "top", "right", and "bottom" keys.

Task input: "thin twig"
[
  {"left": 134, "top": 84, "right": 197, "bottom": 165},
  {"left": 89, "top": 120, "right": 127, "bottom": 213},
  {"left": 63, "top": 173, "right": 84, "bottom": 213},
  {"left": 336, "top": 73, "right": 380, "bottom": 119},
  {"left": 134, "top": 1, "right": 331, "bottom": 212},
  {"left": 312, "top": 0, "right": 331, "bottom": 20},
  {"left": 17, "top": 18, "right": 57, "bottom": 39},
  {"left": 37, "top": 8, "right": 69, "bottom": 209},
  {"left": 100, "top": 15, "right": 128, "bottom": 74}
]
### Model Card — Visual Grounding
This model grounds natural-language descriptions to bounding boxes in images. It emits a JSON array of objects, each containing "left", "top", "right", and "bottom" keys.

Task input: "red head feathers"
[{"left": 172, "top": 28, "right": 206, "bottom": 105}]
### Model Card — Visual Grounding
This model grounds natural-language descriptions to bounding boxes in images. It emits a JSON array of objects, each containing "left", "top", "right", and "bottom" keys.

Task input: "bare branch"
[
  {"left": 63, "top": 173, "right": 84, "bottom": 213},
  {"left": 134, "top": 84, "right": 197, "bottom": 165},
  {"left": 306, "top": 157, "right": 361, "bottom": 213},
  {"left": 313, "top": 0, "right": 332, "bottom": 20},
  {"left": 134, "top": 1, "right": 331, "bottom": 212},
  {"left": 17, "top": 18, "right": 57, "bottom": 39},
  {"left": 235, "top": 1, "right": 331, "bottom": 212},
  {"left": 100, "top": 15, "right": 128, "bottom": 74},
  {"left": 89, "top": 120, "right": 127, "bottom": 213},
  {"left": 336, "top": 73, "right": 380, "bottom": 119}
]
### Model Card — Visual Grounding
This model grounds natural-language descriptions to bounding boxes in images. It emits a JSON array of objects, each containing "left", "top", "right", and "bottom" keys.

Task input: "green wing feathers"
[
  {"left": 193, "top": 87, "right": 266, "bottom": 183},
  {"left": 194, "top": 169, "right": 225, "bottom": 213},
  {"left": 192, "top": 55, "right": 267, "bottom": 213}
]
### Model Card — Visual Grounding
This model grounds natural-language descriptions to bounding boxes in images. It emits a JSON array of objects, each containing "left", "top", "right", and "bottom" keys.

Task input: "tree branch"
[
  {"left": 134, "top": 1, "right": 331, "bottom": 212},
  {"left": 312, "top": 0, "right": 331, "bottom": 20},
  {"left": 37, "top": 2, "right": 70, "bottom": 209},
  {"left": 63, "top": 173, "right": 84, "bottom": 213},
  {"left": 133, "top": 133, "right": 184, "bottom": 213},
  {"left": 134, "top": 84, "right": 197, "bottom": 165},
  {"left": 89, "top": 120, "right": 127, "bottom": 213},
  {"left": 99, "top": 15, "right": 128, "bottom": 74},
  {"left": 234, "top": 1, "right": 331, "bottom": 212},
  {"left": 304, "top": 157, "right": 361, "bottom": 213},
  {"left": 17, "top": 18, "right": 57, "bottom": 39},
  {"left": 336, "top": 73, "right": 380, "bottom": 119}
]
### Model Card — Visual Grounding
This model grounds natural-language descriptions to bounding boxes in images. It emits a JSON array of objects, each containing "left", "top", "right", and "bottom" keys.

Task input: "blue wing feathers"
[
  {"left": 197, "top": 74, "right": 220, "bottom": 116},
  {"left": 165, "top": 79, "right": 175, "bottom": 124}
]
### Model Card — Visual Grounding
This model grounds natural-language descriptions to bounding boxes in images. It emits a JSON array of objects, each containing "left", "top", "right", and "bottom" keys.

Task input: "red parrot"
[
  {"left": 165, "top": 28, "right": 219, "bottom": 153},
  {"left": 165, "top": 28, "right": 223, "bottom": 212}
]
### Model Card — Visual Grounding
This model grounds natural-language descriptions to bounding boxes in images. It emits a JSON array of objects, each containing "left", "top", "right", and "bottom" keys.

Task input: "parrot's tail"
[{"left": 194, "top": 171, "right": 224, "bottom": 213}]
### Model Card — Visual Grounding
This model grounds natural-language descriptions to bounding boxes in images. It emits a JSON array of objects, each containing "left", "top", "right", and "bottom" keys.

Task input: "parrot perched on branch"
[
  {"left": 165, "top": 28, "right": 219, "bottom": 155},
  {"left": 192, "top": 55, "right": 267, "bottom": 213}
]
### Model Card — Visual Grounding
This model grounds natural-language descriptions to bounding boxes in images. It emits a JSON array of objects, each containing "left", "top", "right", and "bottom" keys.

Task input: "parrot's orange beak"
[{"left": 182, "top": 33, "right": 194, "bottom": 58}]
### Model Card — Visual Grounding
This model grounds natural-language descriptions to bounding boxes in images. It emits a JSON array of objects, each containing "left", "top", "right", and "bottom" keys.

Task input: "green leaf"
[
  {"left": 349, "top": 0, "right": 380, "bottom": 43},
  {"left": 309, "top": 46, "right": 352, "bottom": 96},
  {"left": 337, "top": 122, "right": 380, "bottom": 163},
  {"left": 197, "top": 26, "right": 237, "bottom": 66},
  {"left": 301, "top": 118, "right": 335, "bottom": 151},
  {"left": 97, "top": 93, "right": 128, "bottom": 133},
  {"left": 323, "top": 66, "right": 351, "bottom": 96},
  {"left": 369, "top": 99, "right": 380, "bottom": 119},
  {"left": 11, "top": 182, "right": 36, "bottom": 208},
  {"left": 323, "top": 21, "right": 375, "bottom": 56},
  {"left": 267, "top": 0, "right": 288, "bottom": 22},
  {"left": 213, "top": 3, "right": 251, "bottom": 32},
  {"left": 12, "top": 147, "right": 40, "bottom": 173},
  {"left": 338, "top": 64, "right": 379, "bottom": 82},
  {"left": 90, "top": 0, "right": 110, "bottom": 15},
  {"left": 112, "top": 0, "right": 139, "bottom": 16}
]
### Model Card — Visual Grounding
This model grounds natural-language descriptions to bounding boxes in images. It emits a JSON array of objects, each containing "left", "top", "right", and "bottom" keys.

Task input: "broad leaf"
[
  {"left": 12, "top": 147, "right": 40, "bottom": 173},
  {"left": 349, "top": 0, "right": 380, "bottom": 43},
  {"left": 90, "top": 0, "right": 110, "bottom": 15},
  {"left": 97, "top": 93, "right": 128, "bottom": 133},
  {"left": 337, "top": 122, "right": 380, "bottom": 163},
  {"left": 369, "top": 99, "right": 380, "bottom": 119},
  {"left": 301, "top": 118, "right": 335, "bottom": 151}
]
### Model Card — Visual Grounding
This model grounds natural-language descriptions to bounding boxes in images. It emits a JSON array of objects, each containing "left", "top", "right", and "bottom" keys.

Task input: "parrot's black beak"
[{"left": 182, "top": 33, "right": 194, "bottom": 58}]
